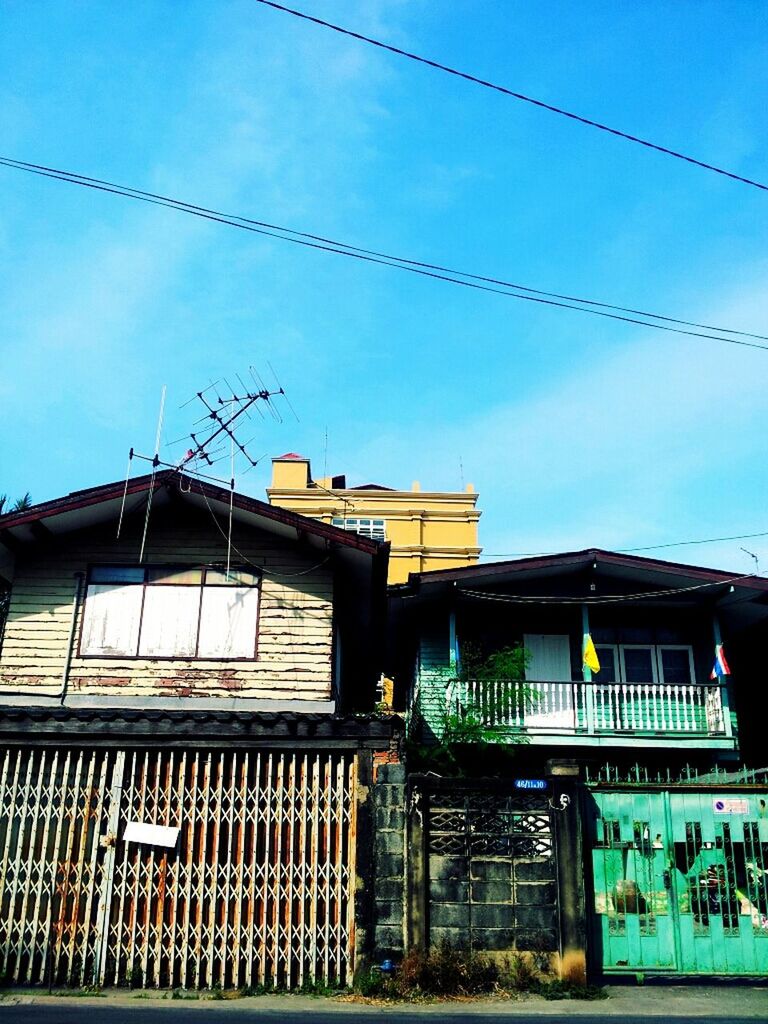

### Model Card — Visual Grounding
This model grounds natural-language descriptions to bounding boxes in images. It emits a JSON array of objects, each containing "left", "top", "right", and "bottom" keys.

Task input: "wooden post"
[
  {"left": 712, "top": 612, "right": 734, "bottom": 737},
  {"left": 448, "top": 608, "right": 458, "bottom": 672},
  {"left": 581, "top": 604, "right": 596, "bottom": 734}
]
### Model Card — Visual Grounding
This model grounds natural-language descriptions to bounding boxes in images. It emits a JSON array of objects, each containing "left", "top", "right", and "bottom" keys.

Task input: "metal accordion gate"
[
  {"left": 0, "top": 746, "right": 357, "bottom": 989},
  {"left": 589, "top": 783, "right": 768, "bottom": 976}
]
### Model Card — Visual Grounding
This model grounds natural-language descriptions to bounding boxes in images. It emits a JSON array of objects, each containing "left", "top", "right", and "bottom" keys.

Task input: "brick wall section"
[{"left": 371, "top": 763, "right": 406, "bottom": 959}]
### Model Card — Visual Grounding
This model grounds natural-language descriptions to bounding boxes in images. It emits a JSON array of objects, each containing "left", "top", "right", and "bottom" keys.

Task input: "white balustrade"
[{"left": 446, "top": 679, "right": 726, "bottom": 735}]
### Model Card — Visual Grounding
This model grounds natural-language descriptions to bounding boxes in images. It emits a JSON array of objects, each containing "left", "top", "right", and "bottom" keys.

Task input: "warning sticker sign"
[{"left": 713, "top": 798, "right": 749, "bottom": 815}]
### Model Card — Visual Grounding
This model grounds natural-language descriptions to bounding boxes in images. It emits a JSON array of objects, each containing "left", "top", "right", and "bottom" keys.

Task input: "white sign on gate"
[
  {"left": 712, "top": 798, "right": 749, "bottom": 815},
  {"left": 124, "top": 821, "right": 180, "bottom": 847}
]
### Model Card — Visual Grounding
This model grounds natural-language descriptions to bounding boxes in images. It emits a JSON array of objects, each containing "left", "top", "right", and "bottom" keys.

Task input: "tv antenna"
[{"left": 117, "top": 365, "right": 298, "bottom": 553}]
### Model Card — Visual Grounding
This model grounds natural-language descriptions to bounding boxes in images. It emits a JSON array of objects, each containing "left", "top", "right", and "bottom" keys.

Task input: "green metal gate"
[{"left": 590, "top": 787, "right": 768, "bottom": 976}]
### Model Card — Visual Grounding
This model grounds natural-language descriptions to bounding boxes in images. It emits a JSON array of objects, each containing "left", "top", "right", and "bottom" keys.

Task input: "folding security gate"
[
  {"left": 0, "top": 746, "right": 357, "bottom": 988},
  {"left": 590, "top": 788, "right": 768, "bottom": 975}
]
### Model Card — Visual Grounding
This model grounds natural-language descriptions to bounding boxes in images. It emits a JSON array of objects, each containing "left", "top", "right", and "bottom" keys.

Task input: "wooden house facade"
[
  {"left": 0, "top": 470, "right": 398, "bottom": 990},
  {"left": 391, "top": 550, "right": 768, "bottom": 980}
]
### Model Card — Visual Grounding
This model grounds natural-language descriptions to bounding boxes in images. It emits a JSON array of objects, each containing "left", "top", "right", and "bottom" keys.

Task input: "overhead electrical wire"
[
  {"left": 254, "top": 0, "right": 768, "bottom": 195},
  {"left": 1, "top": 156, "right": 767, "bottom": 351},
  {"left": 459, "top": 571, "right": 761, "bottom": 606},
  {"left": 479, "top": 527, "right": 768, "bottom": 560}
]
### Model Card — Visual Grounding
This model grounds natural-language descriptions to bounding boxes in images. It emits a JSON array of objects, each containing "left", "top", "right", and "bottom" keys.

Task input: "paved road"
[{"left": 0, "top": 1009, "right": 765, "bottom": 1024}]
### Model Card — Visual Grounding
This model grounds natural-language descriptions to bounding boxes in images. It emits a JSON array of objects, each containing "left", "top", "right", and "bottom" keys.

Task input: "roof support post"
[
  {"left": 448, "top": 607, "right": 458, "bottom": 674},
  {"left": 712, "top": 612, "right": 734, "bottom": 738},
  {"left": 581, "top": 604, "right": 595, "bottom": 735}
]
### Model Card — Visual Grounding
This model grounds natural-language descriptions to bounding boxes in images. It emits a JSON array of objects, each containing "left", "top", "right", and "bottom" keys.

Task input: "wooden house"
[
  {"left": 0, "top": 469, "right": 398, "bottom": 989},
  {"left": 390, "top": 550, "right": 768, "bottom": 980}
]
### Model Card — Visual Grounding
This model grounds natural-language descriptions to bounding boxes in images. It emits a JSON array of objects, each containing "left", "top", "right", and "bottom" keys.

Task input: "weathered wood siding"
[
  {"left": 416, "top": 613, "right": 453, "bottom": 740},
  {"left": 0, "top": 506, "right": 334, "bottom": 700}
]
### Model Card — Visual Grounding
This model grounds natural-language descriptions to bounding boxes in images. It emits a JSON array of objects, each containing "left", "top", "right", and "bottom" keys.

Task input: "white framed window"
[
  {"left": 657, "top": 645, "right": 695, "bottom": 686},
  {"left": 80, "top": 565, "right": 260, "bottom": 659},
  {"left": 593, "top": 643, "right": 694, "bottom": 685},
  {"left": 331, "top": 516, "right": 386, "bottom": 541},
  {"left": 620, "top": 645, "right": 658, "bottom": 685},
  {"left": 594, "top": 645, "right": 618, "bottom": 683}
]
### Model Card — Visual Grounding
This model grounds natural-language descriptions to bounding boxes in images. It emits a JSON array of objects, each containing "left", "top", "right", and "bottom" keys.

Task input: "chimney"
[{"left": 271, "top": 454, "right": 311, "bottom": 490}]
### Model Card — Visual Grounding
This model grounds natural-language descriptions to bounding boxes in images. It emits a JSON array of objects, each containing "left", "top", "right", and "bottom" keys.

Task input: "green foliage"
[
  {"left": 353, "top": 943, "right": 603, "bottom": 1000},
  {"left": 358, "top": 942, "right": 500, "bottom": 997},
  {"left": 537, "top": 979, "right": 608, "bottom": 1000},
  {"left": 458, "top": 641, "right": 529, "bottom": 682},
  {"left": 407, "top": 641, "right": 539, "bottom": 776},
  {"left": 500, "top": 952, "right": 538, "bottom": 991},
  {"left": 0, "top": 493, "right": 32, "bottom": 515}
]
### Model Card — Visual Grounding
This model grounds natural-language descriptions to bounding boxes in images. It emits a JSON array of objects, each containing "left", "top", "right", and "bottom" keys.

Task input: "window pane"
[
  {"left": 146, "top": 566, "right": 202, "bottom": 585},
  {"left": 81, "top": 584, "right": 142, "bottom": 655},
  {"left": 623, "top": 647, "right": 655, "bottom": 683},
  {"left": 595, "top": 646, "right": 617, "bottom": 682},
  {"left": 198, "top": 586, "right": 259, "bottom": 658},
  {"left": 660, "top": 648, "right": 693, "bottom": 685},
  {"left": 205, "top": 569, "right": 259, "bottom": 586},
  {"left": 139, "top": 586, "right": 200, "bottom": 657},
  {"left": 90, "top": 566, "right": 145, "bottom": 584}
]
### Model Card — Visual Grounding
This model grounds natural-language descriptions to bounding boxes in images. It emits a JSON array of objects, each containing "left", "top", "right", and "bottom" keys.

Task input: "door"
[
  {"left": 524, "top": 634, "right": 575, "bottom": 729},
  {"left": 591, "top": 790, "right": 676, "bottom": 971},
  {"left": 669, "top": 791, "right": 768, "bottom": 975},
  {"left": 590, "top": 788, "right": 768, "bottom": 976}
]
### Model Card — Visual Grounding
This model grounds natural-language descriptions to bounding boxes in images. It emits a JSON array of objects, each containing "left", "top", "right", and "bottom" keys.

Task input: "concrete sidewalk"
[{"left": 0, "top": 985, "right": 766, "bottom": 1017}]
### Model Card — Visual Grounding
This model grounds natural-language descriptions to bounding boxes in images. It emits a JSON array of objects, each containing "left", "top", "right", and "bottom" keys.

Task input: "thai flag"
[{"left": 710, "top": 644, "right": 731, "bottom": 679}]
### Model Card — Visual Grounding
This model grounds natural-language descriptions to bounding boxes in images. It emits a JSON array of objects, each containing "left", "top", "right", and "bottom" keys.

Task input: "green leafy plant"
[{"left": 406, "top": 641, "right": 543, "bottom": 775}]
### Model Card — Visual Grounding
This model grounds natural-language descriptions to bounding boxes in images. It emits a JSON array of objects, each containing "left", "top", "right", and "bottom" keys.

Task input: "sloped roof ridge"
[
  {"left": 406, "top": 546, "right": 768, "bottom": 590},
  {"left": 0, "top": 468, "right": 383, "bottom": 555}
]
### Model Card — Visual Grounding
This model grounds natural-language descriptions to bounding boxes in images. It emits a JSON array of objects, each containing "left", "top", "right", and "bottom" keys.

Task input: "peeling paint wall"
[{"left": 0, "top": 506, "right": 334, "bottom": 700}]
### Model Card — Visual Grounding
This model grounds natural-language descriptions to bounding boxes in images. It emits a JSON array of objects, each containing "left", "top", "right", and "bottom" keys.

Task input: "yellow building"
[{"left": 267, "top": 453, "right": 482, "bottom": 584}]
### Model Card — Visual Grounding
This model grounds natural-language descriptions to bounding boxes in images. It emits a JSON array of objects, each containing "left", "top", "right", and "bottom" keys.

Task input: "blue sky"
[{"left": 1, "top": 1, "right": 767, "bottom": 571}]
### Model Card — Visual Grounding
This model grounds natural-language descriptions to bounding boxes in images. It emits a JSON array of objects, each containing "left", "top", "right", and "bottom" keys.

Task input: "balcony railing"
[{"left": 445, "top": 679, "right": 729, "bottom": 736}]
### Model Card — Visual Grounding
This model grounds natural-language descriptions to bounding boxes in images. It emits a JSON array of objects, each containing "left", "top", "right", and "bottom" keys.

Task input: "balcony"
[{"left": 445, "top": 678, "right": 733, "bottom": 748}]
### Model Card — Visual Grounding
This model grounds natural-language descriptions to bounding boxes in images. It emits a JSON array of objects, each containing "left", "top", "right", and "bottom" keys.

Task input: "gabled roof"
[
  {"left": 391, "top": 548, "right": 768, "bottom": 629},
  {"left": 399, "top": 547, "right": 768, "bottom": 592},
  {"left": 0, "top": 469, "right": 387, "bottom": 562}
]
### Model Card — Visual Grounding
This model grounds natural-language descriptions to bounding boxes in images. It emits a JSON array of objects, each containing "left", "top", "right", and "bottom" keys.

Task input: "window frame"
[
  {"left": 619, "top": 644, "right": 659, "bottom": 686},
  {"left": 331, "top": 516, "right": 386, "bottom": 541},
  {"left": 592, "top": 643, "right": 696, "bottom": 686},
  {"left": 656, "top": 644, "right": 696, "bottom": 687},
  {"left": 78, "top": 563, "right": 261, "bottom": 661}
]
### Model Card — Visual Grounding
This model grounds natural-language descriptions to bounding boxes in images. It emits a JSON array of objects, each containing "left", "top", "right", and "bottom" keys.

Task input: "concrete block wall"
[{"left": 371, "top": 762, "right": 406, "bottom": 960}]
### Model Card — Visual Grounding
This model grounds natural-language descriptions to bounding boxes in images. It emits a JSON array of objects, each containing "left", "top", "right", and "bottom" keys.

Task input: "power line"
[
  {"left": 2, "top": 155, "right": 767, "bottom": 351},
  {"left": 479, "top": 528, "right": 768, "bottom": 560},
  {"left": 460, "top": 571, "right": 760, "bottom": 606},
  {"left": 254, "top": 0, "right": 768, "bottom": 195}
]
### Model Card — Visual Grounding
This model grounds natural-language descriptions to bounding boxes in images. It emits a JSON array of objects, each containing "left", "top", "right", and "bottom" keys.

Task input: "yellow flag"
[{"left": 583, "top": 634, "right": 600, "bottom": 674}]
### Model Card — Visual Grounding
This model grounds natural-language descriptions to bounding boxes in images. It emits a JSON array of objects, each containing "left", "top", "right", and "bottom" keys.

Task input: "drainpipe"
[{"left": 0, "top": 571, "right": 84, "bottom": 702}]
